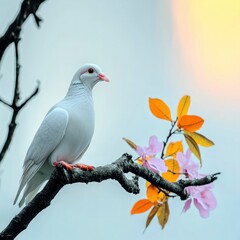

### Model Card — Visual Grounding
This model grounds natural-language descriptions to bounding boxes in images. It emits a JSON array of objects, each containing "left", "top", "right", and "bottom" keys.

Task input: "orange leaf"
[
  {"left": 165, "top": 141, "right": 183, "bottom": 158},
  {"left": 149, "top": 98, "right": 172, "bottom": 122},
  {"left": 146, "top": 184, "right": 168, "bottom": 202},
  {"left": 145, "top": 205, "right": 161, "bottom": 230},
  {"left": 178, "top": 115, "right": 204, "bottom": 132},
  {"left": 177, "top": 95, "right": 191, "bottom": 119},
  {"left": 162, "top": 159, "right": 180, "bottom": 182},
  {"left": 131, "top": 199, "right": 154, "bottom": 215},
  {"left": 157, "top": 201, "right": 170, "bottom": 229},
  {"left": 147, "top": 184, "right": 159, "bottom": 203},
  {"left": 122, "top": 137, "right": 137, "bottom": 150},
  {"left": 184, "top": 134, "right": 202, "bottom": 166}
]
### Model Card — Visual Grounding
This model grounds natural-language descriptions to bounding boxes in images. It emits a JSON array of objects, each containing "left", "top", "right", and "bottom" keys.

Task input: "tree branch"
[
  {"left": 18, "top": 80, "right": 40, "bottom": 109},
  {"left": 0, "top": 0, "right": 46, "bottom": 63},
  {"left": 0, "top": 154, "right": 220, "bottom": 240},
  {"left": 0, "top": 42, "right": 40, "bottom": 163},
  {"left": 0, "top": 0, "right": 43, "bottom": 163}
]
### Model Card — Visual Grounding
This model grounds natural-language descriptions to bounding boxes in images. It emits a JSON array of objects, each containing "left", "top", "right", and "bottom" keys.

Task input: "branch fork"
[{"left": 0, "top": 153, "right": 220, "bottom": 240}]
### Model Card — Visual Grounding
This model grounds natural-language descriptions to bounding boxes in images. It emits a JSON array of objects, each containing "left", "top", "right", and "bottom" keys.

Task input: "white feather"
[{"left": 14, "top": 64, "right": 107, "bottom": 207}]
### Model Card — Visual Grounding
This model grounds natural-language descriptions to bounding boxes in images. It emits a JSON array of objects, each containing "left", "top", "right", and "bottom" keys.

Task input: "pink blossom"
[
  {"left": 142, "top": 157, "right": 167, "bottom": 173},
  {"left": 136, "top": 136, "right": 167, "bottom": 173},
  {"left": 136, "top": 135, "right": 163, "bottom": 158},
  {"left": 176, "top": 149, "right": 199, "bottom": 178},
  {"left": 182, "top": 184, "right": 217, "bottom": 218}
]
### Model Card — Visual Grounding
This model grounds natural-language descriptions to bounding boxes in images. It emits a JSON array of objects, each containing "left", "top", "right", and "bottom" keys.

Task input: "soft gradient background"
[{"left": 0, "top": 1, "right": 239, "bottom": 239}]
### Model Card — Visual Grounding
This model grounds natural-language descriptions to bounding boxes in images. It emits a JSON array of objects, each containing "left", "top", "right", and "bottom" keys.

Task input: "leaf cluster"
[{"left": 125, "top": 95, "right": 214, "bottom": 230}]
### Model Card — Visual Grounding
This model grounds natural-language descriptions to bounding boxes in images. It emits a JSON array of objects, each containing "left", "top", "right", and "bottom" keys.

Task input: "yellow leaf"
[
  {"left": 165, "top": 141, "right": 183, "bottom": 158},
  {"left": 131, "top": 199, "right": 154, "bottom": 215},
  {"left": 158, "top": 192, "right": 167, "bottom": 202},
  {"left": 157, "top": 201, "right": 170, "bottom": 229},
  {"left": 145, "top": 205, "right": 161, "bottom": 230},
  {"left": 146, "top": 181, "right": 151, "bottom": 188},
  {"left": 177, "top": 95, "right": 191, "bottom": 119},
  {"left": 178, "top": 115, "right": 204, "bottom": 132},
  {"left": 184, "top": 131, "right": 214, "bottom": 147},
  {"left": 162, "top": 158, "right": 180, "bottom": 182},
  {"left": 146, "top": 184, "right": 159, "bottom": 203},
  {"left": 122, "top": 137, "right": 137, "bottom": 150},
  {"left": 137, "top": 157, "right": 143, "bottom": 165},
  {"left": 149, "top": 98, "right": 172, "bottom": 122},
  {"left": 184, "top": 134, "right": 202, "bottom": 166}
]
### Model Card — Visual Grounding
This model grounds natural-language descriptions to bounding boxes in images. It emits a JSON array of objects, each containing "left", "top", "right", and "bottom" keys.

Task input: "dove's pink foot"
[
  {"left": 72, "top": 163, "right": 94, "bottom": 171},
  {"left": 53, "top": 161, "right": 73, "bottom": 171},
  {"left": 53, "top": 161, "right": 94, "bottom": 171}
]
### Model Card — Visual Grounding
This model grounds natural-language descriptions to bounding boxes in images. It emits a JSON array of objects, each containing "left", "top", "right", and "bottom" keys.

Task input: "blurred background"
[{"left": 0, "top": 0, "right": 239, "bottom": 239}]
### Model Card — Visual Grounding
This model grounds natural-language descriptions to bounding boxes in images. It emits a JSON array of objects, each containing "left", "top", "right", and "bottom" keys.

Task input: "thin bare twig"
[
  {"left": 0, "top": 98, "right": 11, "bottom": 107},
  {"left": 0, "top": 0, "right": 44, "bottom": 163},
  {"left": 0, "top": 85, "right": 39, "bottom": 163},
  {"left": 0, "top": 0, "right": 46, "bottom": 63},
  {"left": 0, "top": 41, "right": 40, "bottom": 163},
  {"left": 161, "top": 118, "right": 178, "bottom": 158},
  {"left": 18, "top": 80, "right": 40, "bottom": 109}
]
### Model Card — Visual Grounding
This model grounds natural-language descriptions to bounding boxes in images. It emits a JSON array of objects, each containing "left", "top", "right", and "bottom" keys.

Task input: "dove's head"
[{"left": 71, "top": 64, "right": 109, "bottom": 91}]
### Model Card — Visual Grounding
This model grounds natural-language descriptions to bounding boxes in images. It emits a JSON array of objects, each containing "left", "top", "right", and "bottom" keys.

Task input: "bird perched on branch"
[{"left": 14, "top": 63, "right": 109, "bottom": 207}]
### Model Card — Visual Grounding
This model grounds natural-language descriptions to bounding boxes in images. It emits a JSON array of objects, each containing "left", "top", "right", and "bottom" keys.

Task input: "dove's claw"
[
  {"left": 53, "top": 161, "right": 94, "bottom": 171},
  {"left": 72, "top": 163, "right": 94, "bottom": 171},
  {"left": 53, "top": 161, "right": 73, "bottom": 171}
]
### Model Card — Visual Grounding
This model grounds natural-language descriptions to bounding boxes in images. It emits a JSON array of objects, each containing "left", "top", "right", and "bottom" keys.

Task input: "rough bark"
[{"left": 0, "top": 153, "right": 220, "bottom": 240}]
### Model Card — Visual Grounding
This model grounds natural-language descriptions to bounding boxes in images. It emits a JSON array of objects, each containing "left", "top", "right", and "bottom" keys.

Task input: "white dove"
[{"left": 14, "top": 63, "right": 109, "bottom": 207}]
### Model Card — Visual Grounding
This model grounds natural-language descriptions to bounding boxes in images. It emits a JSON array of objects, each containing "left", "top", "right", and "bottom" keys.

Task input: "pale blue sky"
[{"left": 0, "top": 1, "right": 239, "bottom": 239}]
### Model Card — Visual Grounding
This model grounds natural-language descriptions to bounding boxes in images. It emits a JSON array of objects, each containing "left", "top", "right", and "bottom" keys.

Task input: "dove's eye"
[{"left": 88, "top": 68, "right": 94, "bottom": 74}]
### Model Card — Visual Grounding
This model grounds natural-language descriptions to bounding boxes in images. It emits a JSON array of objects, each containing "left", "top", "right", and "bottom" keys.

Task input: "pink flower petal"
[
  {"left": 176, "top": 152, "right": 184, "bottom": 163},
  {"left": 147, "top": 135, "right": 163, "bottom": 156},
  {"left": 136, "top": 146, "right": 145, "bottom": 157},
  {"left": 143, "top": 161, "right": 158, "bottom": 173},
  {"left": 186, "top": 148, "right": 192, "bottom": 159},
  {"left": 182, "top": 199, "right": 192, "bottom": 213},
  {"left": 201, "top": 188, "right": 217, "bottom": 210},
  {"left": 136, "top": 136, "right": 163, "bottom": 161},
  {"left": 149, "top": 158, "right": 167, "bottom": 172},
  {"left": 186, "top": 185, "right": 217, "bottom": 218},
  {"left": 176, "top": 149, "right": 199, "bottom": 179},
  {"left": 143, "top": 158, "right": 167, "bottom": 173},
  {"left": 194, "top": 199, "right": 210, "bottom": 218}
]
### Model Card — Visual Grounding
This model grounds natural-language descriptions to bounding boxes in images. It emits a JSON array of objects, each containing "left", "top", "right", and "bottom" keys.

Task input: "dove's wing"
[{"left": 14, "top": 107, "right": 69, "bottom": 204}]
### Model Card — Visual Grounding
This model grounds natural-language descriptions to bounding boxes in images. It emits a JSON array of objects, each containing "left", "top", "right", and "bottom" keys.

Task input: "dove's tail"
[
  {"left": 18, "top": 170, "right": 48, "bottom": 208},
  {"left": 14, "top": 160, "right": 53, "bottom": 207}
]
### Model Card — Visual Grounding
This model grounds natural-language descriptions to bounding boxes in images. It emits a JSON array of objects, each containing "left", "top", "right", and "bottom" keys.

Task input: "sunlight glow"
[{"left": 172, "top": 0, "right": 240, "bottom": 99}]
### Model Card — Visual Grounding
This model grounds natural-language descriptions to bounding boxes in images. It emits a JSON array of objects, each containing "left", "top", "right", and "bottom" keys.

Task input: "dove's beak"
[{"left": 98, "top": 73, "right": 110, "bottom": 82}]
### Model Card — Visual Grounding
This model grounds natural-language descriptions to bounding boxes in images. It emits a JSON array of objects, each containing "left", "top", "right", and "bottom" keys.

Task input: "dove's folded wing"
[{"left": 14, "top": 107, "right": 69, "bottom": 204}]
